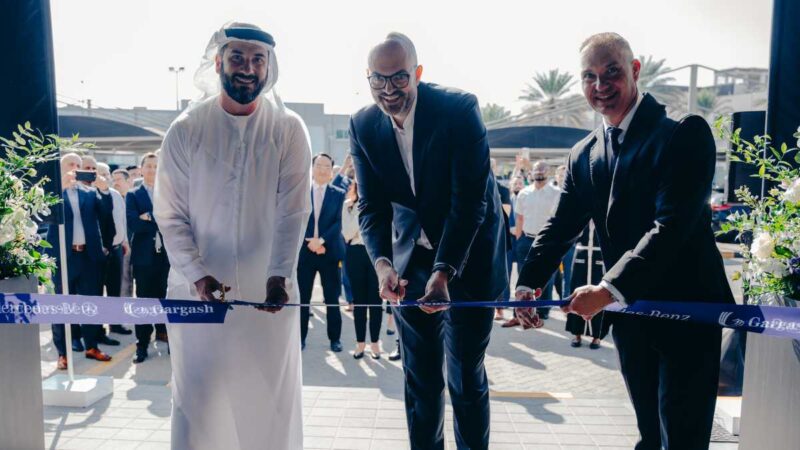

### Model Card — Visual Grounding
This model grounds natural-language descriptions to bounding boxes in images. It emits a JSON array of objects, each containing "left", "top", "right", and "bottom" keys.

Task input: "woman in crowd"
[{"left": 342, "top": 180, "right": 383, "bottom": 359}]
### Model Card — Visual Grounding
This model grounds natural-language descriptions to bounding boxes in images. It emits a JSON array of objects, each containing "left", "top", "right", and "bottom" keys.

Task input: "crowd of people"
[
  {"left": 44, "top": 23, "right": 734, "bottom": 449},
  {"left": 48, "top": 152, "right": 169, "bottom": 369}
]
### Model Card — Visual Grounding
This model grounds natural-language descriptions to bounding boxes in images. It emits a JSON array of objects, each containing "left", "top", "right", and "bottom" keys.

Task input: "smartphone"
[{"left": 75, "top": 170, "right": 97, "bottom": 183}]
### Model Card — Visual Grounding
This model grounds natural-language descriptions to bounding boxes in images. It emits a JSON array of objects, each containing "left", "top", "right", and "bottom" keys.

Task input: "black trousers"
[
  {"left": 102, "top": 245, "right": 123, "bottom": 297},
  {"left": 298, "top": 248, "right": 342, "bottom": 342},
  {"left": 52, "top": 250, "right": 103, "bottom": 355},
  {"left": 613, "top": 315, "right": 721, "bottom": 450},
  {"left": 132, "top": 250, "right": 169, "bottom": 351},
  {"left": 345, "top": 245, "right": 382, "bottom": 343},
  {"left": 394, "top": 247, "right": 493, "bottom": 450},
  {"left": 100, "top": 245, "right": 125, "bottom": 333}
]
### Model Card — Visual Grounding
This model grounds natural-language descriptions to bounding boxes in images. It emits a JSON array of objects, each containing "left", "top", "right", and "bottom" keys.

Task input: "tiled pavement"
[{"left": 39, "top": 261, "right": 743, "bottom": 449}]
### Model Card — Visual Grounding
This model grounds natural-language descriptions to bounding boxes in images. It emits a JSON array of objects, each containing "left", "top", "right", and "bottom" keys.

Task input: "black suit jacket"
[
  {"left": 350, "top": 82, "right": 507, "bottom": 301},
  {"left": 46, "top": 186, "right": 114, "bottom": 284},
  {"left": 517, "top": 94, "right": 734, "bottom": 305},
  {"left": 126, "top": 184, "right": 167, "bottom": 266},
  {"left": 301, "top": 184, "right": 346, "bottom": 262}
]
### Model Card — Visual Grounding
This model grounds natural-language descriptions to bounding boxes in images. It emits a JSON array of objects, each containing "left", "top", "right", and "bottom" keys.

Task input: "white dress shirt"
[
  {"left": 143, "top": 184, "right": 163, "bottom": 252},
  {"left": 66, "top": 187, "right": 86, "bottom": 246},
  {"left": 108, "top": 187, "right": 127, "bottom": 246},
  {"left": 390, "top": 98, "right": 433, "bottom": 250},
  {"left": 603, "top": 92, "right": 645, "bottom": 169},
  {"left": 312, "top": 182, "right": 328, "bottom": 238}
]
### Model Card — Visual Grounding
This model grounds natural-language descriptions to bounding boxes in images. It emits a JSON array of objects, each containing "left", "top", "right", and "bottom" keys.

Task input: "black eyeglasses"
[{"left": 367, "top": 70, "right": 413, "bottom": 90}]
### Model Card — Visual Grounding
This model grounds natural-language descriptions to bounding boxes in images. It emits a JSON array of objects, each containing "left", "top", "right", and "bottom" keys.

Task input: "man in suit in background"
[
  {"left": 112, "top": 168, "right": 135, "bottom": 299},
  {"left": 298, "top": 153, "right": 346, "bottom": 352},
  {"left": 126, "top": 152, "right": 170, "bottom": 363},
  {"left": 350, "top": 33, "right": 507, "bottom": 450},
  {"left": 96, "top": 162, "right": 133, "bottom": 337},
  {"left": 515, "top": 33, "right": 734, "bottom": 450},
  {"left": 49, "top": 153, "right": 116, "bottom": 370}
]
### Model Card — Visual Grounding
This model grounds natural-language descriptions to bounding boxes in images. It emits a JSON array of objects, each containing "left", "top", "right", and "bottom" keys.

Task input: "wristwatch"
[{"left": 432, "top": 263, "right": 457, "bottom": 282}]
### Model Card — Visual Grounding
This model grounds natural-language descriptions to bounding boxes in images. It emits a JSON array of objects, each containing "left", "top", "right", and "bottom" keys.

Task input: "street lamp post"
[{"left": 168, "top": 66, "right": 185, "bottom": 111}]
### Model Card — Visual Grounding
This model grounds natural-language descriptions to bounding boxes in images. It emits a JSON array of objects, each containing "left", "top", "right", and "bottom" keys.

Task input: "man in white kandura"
[{"left": 154, "top": 22, "right": 312, "bottom": 450}]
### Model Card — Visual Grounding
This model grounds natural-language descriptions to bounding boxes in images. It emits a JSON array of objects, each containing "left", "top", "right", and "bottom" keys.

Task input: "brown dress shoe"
[
  {"left": 85, "top": 348, "right": 112, "bottom": 362},
  {"left": 501, "top": 317, "right": 521, "bottom": 328},
  {"left": 57, "top": 355, "right": 68, "bottom": 370},
  {"left": 155, "top": 332, "right": 169, "bottom": 343}
]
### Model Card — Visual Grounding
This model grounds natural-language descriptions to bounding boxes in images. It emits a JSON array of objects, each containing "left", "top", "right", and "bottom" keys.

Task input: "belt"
[{"left": 71, "top": 244, "right": 86, "bottom": 252}]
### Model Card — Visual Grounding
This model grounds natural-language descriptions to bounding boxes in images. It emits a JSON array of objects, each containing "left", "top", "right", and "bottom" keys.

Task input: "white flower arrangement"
[
  {"left": 0, "top": 123, "right": 62, "bottom": 286},
  {"left": 716, "top": 119, "right": 800, "bottom": 305}
]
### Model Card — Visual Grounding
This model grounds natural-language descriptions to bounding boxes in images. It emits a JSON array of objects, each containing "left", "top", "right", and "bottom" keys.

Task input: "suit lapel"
[
  {"left": 411, "top": 83, "right": 433, "bottom": 197},
  {"left": 76, "top": 187, "right": 89, "bottom": 224},
  {"left": 588, "top": 128, "right": 607, "bottom": 205},
  {"left": 137, "top": 186, "right": 153, "bottom": 214},
  {"left": 375, "top": 112, "right": 415, "bottom": 202},
  {"left": 319, "top": 186, "right": 332, "bottom": 223},
  {"left": 607, "top": 94, "right": 665, "bottom": 220}
]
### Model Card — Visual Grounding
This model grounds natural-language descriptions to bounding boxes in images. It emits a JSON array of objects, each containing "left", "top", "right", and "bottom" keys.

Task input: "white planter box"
[
  {"left": 739, "top": 329, "right": 800, "bottom": 449},
  {"left": 0, "top": 276, "right": 45, "bottom": 450}
]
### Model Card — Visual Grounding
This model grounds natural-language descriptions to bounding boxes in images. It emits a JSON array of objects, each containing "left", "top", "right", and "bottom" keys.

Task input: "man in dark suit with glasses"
[{"left": 350, "top": 32, "right": 507, "bottom": 450}]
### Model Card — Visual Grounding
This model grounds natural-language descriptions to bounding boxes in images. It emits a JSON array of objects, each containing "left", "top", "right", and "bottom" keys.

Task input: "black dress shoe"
[
  {"left": 353, "top": 351, "right": 364, "bottom": 360},
  {"left": 589, "top": 341, "right": 601, "bottom": 350},
  {"left": 388, "top": 348, "right": 401, "bottom": 361},
  {"left": 132, "top": 350, "right": 148, "bottom": 364},
  {"left": 110, "top": 325, "right": 133, "bottom": 335},
  {"left": 71, "top": 339, "right": 84, "bottom": 352},
  {"left": 98, "top": 335, "right": 120, "bottom": 346},
  {"left": 571, "top": 338, "right": 582, "bottom": 348},
  {"left": 330, "top": 341, "right": 343, "bottom": 352}
]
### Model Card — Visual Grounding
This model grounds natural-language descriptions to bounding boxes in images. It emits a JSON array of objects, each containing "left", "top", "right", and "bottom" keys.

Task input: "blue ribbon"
[{"left": 1, "top": 293, "right": 799, "bottom": 339}]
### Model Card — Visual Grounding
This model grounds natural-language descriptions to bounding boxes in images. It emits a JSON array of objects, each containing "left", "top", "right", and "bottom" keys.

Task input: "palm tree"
[
  {"left": 481, "top": 103, "right": 511, "bottom": 125},
  {"left": 519, "top": 69, "right": 575, "bottom": 105},
  {"left": 637, "top": 55, "right": 685, "bottom": 115},
  {"left": 696, "top": 88, "right": 730, "bottom": 121},
  {"left": 518, "top": 69, "right": 588, "bottom": 126}
]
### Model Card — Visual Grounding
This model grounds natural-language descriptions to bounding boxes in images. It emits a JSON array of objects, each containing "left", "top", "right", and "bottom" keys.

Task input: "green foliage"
[
  {"left": 480, "top": 103, "right": 511, "bottom": 124},
  {"left": 715, "top": 118, "right": 800, "bottom": 305},
  {"left": 0, "top": 123, "right": 64, "bottom": 286}
]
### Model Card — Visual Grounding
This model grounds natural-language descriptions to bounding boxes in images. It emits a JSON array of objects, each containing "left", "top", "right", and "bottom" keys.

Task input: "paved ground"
[{"left": 38, "top": 259, "right": 744, "bottom": 449}]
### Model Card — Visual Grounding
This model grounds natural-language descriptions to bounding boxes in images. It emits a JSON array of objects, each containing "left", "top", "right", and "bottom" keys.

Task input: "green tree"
[
  {"left": 637, "top": 55, "right": 685, "bottom": 114},
  {"left": 519, "top": 69, "right": 575, "bottom": 105},
  {"left": 697, "top": 88, "right": 729, "bottom": 121},
  {"left": 518, "top": 69, "right": 587, "bottom": 126},
  {"left": 481, "top": 103, "right": 511, "bottom": 124}
]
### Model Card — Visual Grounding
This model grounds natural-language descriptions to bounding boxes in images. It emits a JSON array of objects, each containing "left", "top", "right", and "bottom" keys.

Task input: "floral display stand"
[{"left": 716, "top": 122, "right": 800, "bottom": 448}]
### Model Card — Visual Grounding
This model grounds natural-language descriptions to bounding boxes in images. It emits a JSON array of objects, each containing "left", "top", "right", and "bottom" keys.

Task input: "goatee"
[{"left": 220, "top": 69, "right": 267, "bottom": 105}]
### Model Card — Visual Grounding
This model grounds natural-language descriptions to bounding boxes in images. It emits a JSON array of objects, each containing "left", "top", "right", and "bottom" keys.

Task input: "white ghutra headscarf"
[{"left": 191, "top": 21, "right": 284, "bottom": 111}]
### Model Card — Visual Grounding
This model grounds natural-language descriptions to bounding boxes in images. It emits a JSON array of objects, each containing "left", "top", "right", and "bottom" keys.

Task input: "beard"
[
  {"left": 376, "top": 91, "right": 413, "bottom": 117},
  {"left": 220, "top": 65, "right": 267, "bottom": 105}
]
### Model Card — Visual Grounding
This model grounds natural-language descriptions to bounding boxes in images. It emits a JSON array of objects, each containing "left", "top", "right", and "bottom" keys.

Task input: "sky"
[{"left": 50, "top": 0, "right": 773, "bottom": 115}]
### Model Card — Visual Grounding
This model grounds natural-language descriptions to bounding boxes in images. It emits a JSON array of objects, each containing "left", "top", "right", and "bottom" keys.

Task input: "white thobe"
[{"left": 154, "top": 95, "right": 312, "bottom": 450}]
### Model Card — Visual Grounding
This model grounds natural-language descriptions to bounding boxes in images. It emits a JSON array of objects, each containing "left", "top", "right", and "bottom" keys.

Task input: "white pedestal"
[
  {"left": 716, "top": 397, "right": 742, "bottom": 435},
  {"left": 42, "top": 374, "right": 114, "bottom": 408},
  {"left": 739, "top": 333, "right": 800, "bottom": 449},
  {"left": 1, "top": 277, "right": 45, "bottom": 450}
]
